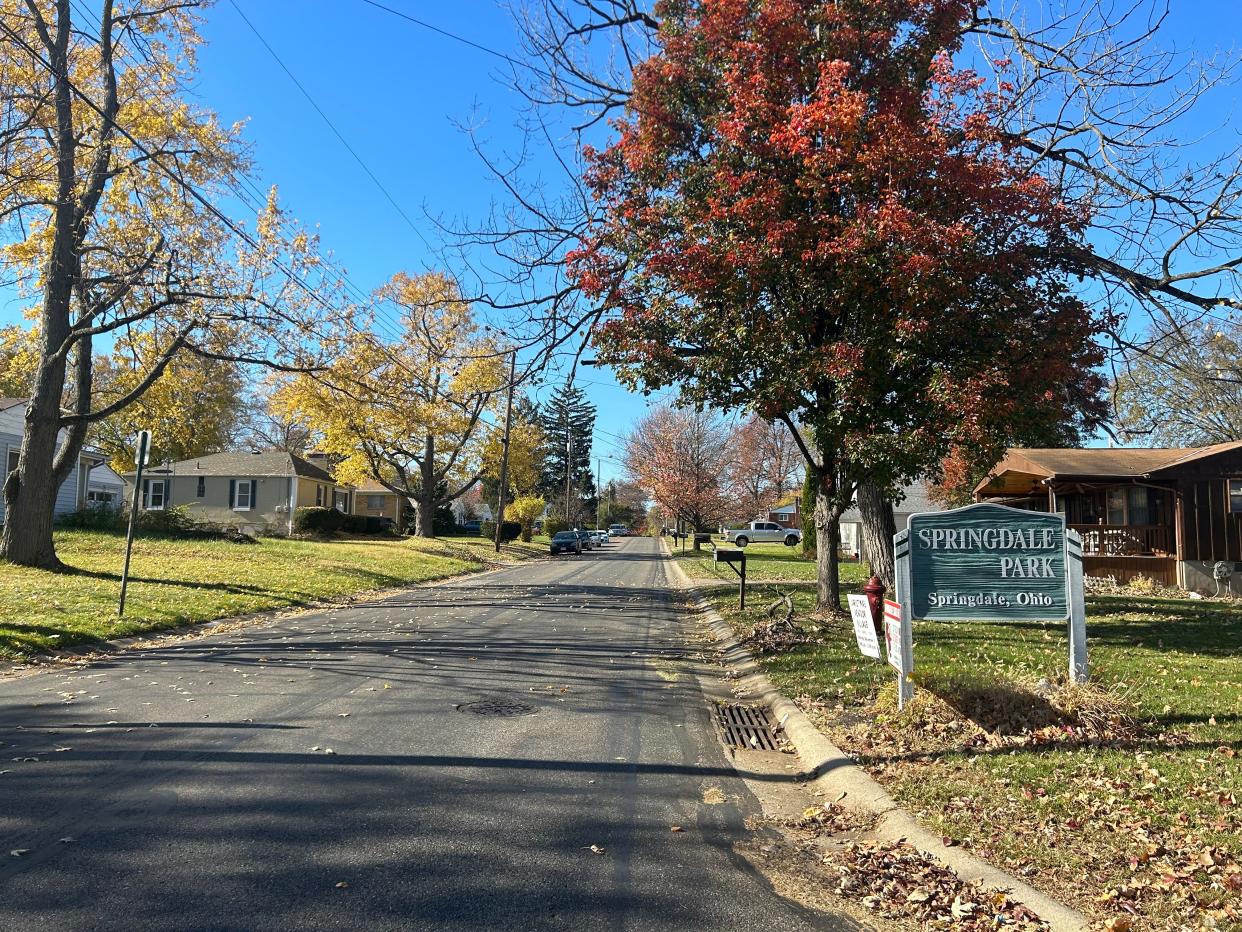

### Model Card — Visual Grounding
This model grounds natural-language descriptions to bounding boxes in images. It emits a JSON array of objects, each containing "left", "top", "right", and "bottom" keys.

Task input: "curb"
[{"left": 661, "top": 539, "right": 1087, "bottom": 931}]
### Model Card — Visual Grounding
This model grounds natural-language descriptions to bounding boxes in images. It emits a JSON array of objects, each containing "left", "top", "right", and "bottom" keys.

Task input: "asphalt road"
[{"left": 0, "top": 536, "right": 854, "bottom": 931}]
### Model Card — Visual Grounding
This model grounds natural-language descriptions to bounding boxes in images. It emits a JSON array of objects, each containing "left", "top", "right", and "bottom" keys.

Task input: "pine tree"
[{"left": 539, "top": 384, "right": 596, "bottom": 523}]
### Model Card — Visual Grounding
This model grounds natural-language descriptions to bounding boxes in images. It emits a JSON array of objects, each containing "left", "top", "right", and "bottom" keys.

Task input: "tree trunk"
[
  {"left": 857, "top": 478, "right": 896, "bottom": 589},
  {"left": 412, "top": 435, "right": 437, "bottom": 538},
  {"left": 1, "top": 401, "right": 65, "bottom": 569},
  {"left": 813, "top": 465, "right": 843, "bottom": 613}
]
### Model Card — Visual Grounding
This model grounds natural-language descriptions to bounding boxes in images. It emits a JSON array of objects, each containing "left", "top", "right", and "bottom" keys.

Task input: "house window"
[
  {"left": 232, "top": 480, "right": 254, "bottom": 511},
  {"left": 5, "top": 448, "right": 18, "bottom": 475},
  {"left": 367, "top": 494, "right": 385, "bottom": 510},
  {"left": 333, "top": 490, "right": 348, "bottom": 512},
  {"left": 1229, "top": 480, "right": 1242, "bottom": 515},
  {"left": 315, "top": 484, "right": 323, "bottom": 506},
  {"left": 143, "top": 479, "right": 166, "bottom": 511},
  {"left": 197, "top": 476, "right": 206, "bottom": 498}
]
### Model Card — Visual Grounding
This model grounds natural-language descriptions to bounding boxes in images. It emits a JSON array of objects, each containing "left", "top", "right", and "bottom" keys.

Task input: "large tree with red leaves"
[{"left": 571, "top": 0, "right": 1107, "bottom": 609}]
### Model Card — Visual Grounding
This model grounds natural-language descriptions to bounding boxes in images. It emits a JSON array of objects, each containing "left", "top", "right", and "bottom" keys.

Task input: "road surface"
[{"left": 0, "top": 536, "right": 856, "bottom": 930}]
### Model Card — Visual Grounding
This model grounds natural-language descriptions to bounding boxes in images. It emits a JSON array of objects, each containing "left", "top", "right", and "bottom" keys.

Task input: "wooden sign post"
[{"left": 894, "top": 503, "right": 1088, "bottom": 702}]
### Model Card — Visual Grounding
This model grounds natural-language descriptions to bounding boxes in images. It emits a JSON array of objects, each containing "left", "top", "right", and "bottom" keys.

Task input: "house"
[
  {"left": 839, "top": 480, "right": 944, "bottom": 558},
  {"left": 973, "top": 443, "right": 1242, "bottom": 590},
  {"left": 0, "top": 397, "right": 102, "bottom": 522},
  {"left": 123, "top": 450, "right": 353, "bottom": 536},
  {"left": 86, "top": 463, "right": 126, "bottom": 508},
  {"left": 352, "top": 480, "right": 404, "bottom": 525},
  {"left": 766, "top": 495, "right": 800, "bottom": 529}
]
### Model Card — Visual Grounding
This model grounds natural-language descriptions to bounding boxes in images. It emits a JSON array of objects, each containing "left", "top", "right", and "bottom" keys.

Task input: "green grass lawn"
[
  {"left": 710, "top": 579, "right": 1242, "bottom": 928},
  {"left": 0, "top": 530, "right": 548, "bottom": 660},
  {"left": 671, "top": 537, "right": 870, "bottom": 585}
]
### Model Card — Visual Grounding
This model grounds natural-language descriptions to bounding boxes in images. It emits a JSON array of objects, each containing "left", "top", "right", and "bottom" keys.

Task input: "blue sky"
[{"left": 3, "top": 1, "right": 1239, "bottom": 480}]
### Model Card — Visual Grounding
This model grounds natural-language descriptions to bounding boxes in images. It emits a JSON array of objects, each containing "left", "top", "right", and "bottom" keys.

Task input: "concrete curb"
[{"left": 661, "top": 539, "right": 1087, "bottom": 931}]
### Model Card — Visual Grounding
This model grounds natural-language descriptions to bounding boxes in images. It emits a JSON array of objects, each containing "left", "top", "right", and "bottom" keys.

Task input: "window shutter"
[
  {"left": 229, "top": 479, "right": 236, "bottom": 508},
  {"left": 250, "top": 480, "right": 257, "bottom": 508},
  {"left": 141, "top": 479, "right": 148, "bottom": 508}
]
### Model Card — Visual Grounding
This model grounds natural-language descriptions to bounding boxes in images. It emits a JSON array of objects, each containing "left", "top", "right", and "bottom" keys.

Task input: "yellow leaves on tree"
[
  {"left": 91, "top": 332, "right": 245, "bottom": 472},
  {"left": 274, "top": 272, "right": 506, "bottom": 536},
  {"left": 481, "top": 418, "right": 546, "bottom": 497},
  {"left": 508, "top": 495, "right": 547, "bottom": 542}
]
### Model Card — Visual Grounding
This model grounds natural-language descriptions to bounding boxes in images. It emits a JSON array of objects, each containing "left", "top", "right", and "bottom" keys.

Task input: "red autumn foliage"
[
  {"left": 623, "top": 405, "right": 732, "bottom": 532},
  {"left": 570, "top": 0, "right": 1109, "bottom": 604}
]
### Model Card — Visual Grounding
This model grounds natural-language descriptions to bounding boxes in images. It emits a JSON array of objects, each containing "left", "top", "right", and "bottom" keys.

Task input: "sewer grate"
[
  {"left": 714, "top": 703, "right": 782, "bottom": 751},
  {"left": 457, "top": 698, "right": 538, "bottom": 717}
]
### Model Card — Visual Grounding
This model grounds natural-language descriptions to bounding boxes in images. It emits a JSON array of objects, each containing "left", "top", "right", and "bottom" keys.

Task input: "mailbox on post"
[{"left": 714, "top": 547, "right": 747, "bottom": 609}]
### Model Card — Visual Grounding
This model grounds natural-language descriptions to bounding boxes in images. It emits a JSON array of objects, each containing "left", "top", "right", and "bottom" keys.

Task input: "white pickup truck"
[{"left": 720, "top": 521, "right": 801, "bottom": 547}]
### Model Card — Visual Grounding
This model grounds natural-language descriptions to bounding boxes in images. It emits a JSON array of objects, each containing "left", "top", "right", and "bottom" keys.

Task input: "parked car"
[
  {"left": 608, "top": 524, "right": 628, "bottom": 537},
  {"left": 720, "top": 521, "right": 801, "bottom": 548},
  {"left": 575, "top": 529, "right": 596, "bottom": 550},
  {"left": 461, "top": 520, "right": 482, "bottom": 535},
  {"left": 591, "top": 530, "right": 608, "bottom": 547},
  {"left": 550, "top": 531, "right": 582, "bottom": 555}
]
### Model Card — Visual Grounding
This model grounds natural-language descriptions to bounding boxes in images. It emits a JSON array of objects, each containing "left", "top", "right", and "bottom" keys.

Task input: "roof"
[
  {"left": 0, "top": 397, "right": 27, "bottom": 412},
  {"left": 354, "top": 479, "right": 399, "bottom": 495},
  {"left": 974, "top": 441, "right": 1242, "bottom": 496},
  {"left": 124, "top": 450, "right": 340, "bottom": 483},
  {"left": 841, "top": 480, "right": 942, "bottom": 523}
]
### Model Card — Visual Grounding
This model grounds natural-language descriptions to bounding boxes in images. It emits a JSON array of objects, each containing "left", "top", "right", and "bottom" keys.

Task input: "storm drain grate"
[
  {"left": 715, "top": 703, "right": 782, "bottom": 751},
  {"left": 457, "top": 698, "right": 538, "bottom": 717}
]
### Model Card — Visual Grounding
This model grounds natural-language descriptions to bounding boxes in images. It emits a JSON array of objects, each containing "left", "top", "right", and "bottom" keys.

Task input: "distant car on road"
[
  {"left": 720, "top": 521, "right": 801, "bottom": 548},
  {"left": 591, "top": 530, "right": 608, "bottom": 547},
  {"left": 550, "top": 531, "right": 582, "bottom": 555},
  {"left": 576, "top": 529, "right": 597, "bottom": 550},
  {"left": 608, "top": 524, "right": 628, "bottom": 537}
]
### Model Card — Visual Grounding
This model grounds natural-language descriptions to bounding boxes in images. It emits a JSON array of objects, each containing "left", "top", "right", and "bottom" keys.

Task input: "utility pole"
[
  {"left": 564, "top": 432, "right": 573, "bottom": 525},
  {"left": 596, "top": 455, "right": 602, "bottom": 529},
  {"left": 493, "top": 351, "right": 517, "bottom": 553}
]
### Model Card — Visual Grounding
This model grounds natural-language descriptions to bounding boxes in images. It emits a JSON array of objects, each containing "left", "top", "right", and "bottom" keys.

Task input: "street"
[{"left": 0, "top": 537, "right": 854, "bottom": 931}]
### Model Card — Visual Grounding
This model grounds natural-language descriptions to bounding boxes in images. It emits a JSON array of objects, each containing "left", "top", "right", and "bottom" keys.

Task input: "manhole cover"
[
  {"left": 715, "top": 703, "right": 782, "bottom": 750},
  {"left": 457, "top": 698, "right": 538, "bottom": 717}
]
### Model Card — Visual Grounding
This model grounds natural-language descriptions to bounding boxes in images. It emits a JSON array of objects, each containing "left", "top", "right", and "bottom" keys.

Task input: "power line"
[{"left": 226, "top": 0, "right": 435, "bottom": 255}]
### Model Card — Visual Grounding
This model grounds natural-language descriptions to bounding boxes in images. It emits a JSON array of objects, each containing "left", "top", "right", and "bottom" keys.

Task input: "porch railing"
[{"left": 1068, "top": 524, "right": 1173, "bottom": 556}]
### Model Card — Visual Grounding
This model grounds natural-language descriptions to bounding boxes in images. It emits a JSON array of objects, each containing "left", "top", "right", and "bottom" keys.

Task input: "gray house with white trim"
[{"left": 0, "top": 397, "right": 102, "bottom": 522}]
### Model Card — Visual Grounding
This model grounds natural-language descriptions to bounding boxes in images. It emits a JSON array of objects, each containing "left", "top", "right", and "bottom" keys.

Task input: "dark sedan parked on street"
[{"left": 550, "top": 531, "right": 583, "bottom": 555}]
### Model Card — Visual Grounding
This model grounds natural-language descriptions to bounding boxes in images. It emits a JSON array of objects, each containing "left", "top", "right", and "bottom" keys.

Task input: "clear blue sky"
[{"left": 3, "top": 1, "right": 1239, "bottom": 479}]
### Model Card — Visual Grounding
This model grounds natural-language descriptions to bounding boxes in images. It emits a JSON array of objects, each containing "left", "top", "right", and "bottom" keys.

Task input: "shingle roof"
[
  {"left": 125, "top": 450, "right": 339, "bottom": 482},
  {"left": 841, "top": 480, "right": 942, "bottom": 523},
  {"left": 0, "top": 397, "right": 27, "bottom": 412},
  {"left": 985, "top": 441, "right": 1242, "bottom": 482}
]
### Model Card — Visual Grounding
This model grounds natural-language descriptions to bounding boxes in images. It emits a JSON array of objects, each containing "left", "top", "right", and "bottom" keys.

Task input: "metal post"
[
  {"left": 739, "top": 552, "right": 746, "bottom": 610},
  {"left": 1066, "top": 529, "right": 1089, "bottom": 683},
  {"left": 892, "top": 529, "right": 915, "bottom": 709},
  {"left": 119, "top": 431, "right": 151, "bottom": 617},
  {"left": 493, "top": 351, "right": 517, "bottom": 553}
]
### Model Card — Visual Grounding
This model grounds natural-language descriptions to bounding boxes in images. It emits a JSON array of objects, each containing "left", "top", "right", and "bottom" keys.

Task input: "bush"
[
  {"left": 543, "top": 517, "right": 567, "bottom": 537},
  {"left": 479, "top": 520, "right": 521, "bottom": 543},
  {"left": 293, "top": 506, "right": 345, "bottom": 535},
  {"left": 59, "top": 504, "right": 125, "bottom": 531},
  {"left": 139, "top": 504, "right": 206, "bottom": 536}
]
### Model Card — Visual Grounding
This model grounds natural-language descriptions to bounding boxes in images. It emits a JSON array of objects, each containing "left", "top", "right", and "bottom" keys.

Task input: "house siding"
[{"left": 0, "top": 411, "right": 89, "bottom": 523}]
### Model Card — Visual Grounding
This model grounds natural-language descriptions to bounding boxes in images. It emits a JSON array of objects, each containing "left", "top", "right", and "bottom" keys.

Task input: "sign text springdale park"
[{"left": 869, "top": 503, "right": 1088, "bottom": 709}]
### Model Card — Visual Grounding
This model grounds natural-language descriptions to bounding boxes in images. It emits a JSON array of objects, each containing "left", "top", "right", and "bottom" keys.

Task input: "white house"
[
  {"left": 0, "top": 397, "right": 101, "bottom": 522},
  {"left": 86, "top": 462, "right": 126, "bottom": 508},
  {"left": 838, "top": 480, "right": 944, "bottom": 558}
]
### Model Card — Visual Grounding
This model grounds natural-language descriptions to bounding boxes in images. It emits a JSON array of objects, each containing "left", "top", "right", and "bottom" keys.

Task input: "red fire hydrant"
[{"left": 862, "top": 575, "right": 886, "bottom": 639}]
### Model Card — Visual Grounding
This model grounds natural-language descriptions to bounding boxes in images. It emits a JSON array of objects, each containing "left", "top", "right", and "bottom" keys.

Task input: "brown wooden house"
[{"left": 974, "top": 443, "right": 1242, "bottom": 590}]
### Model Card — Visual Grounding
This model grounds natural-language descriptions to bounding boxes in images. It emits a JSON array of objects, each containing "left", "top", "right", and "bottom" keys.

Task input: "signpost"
[
  {"left": 118, "top": 430, "right": 151, "bottom": 617},
  {"left": 894, "top": 502, "right": 1088, "bottom": 705},
  {"left": 882, "top": 598, "right": 913, "bottom": 708},
  {"left": 846, "top": 594, "right": 882, "bottom": 659}
]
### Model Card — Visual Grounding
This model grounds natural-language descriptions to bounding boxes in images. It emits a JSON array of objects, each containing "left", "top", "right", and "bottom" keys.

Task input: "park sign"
[
  {"left": 908, "top": 504, "right": 1067, "bottom": 621},
  {"left": 894, "top": 502, "right": 1088, "bottom": 688}
]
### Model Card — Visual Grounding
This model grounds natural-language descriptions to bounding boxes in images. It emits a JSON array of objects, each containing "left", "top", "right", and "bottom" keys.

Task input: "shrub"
[
  {"left": 139, "top": 504, "right": 204, "bottom": 535},
  {"left": 293, "top": 506, "right": 345, "bottom": 535},
  {"left": 59, "top": 504, "right": 125, "bottom": 531},
  {"left": 479, "top": 520, "right": 521, "bottom": 543},
  {"left": 543, "top": 517, "right": 567, "bottom": 537}
]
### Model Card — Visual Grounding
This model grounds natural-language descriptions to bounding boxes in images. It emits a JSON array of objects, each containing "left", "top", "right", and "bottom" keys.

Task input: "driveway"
[{"left": 0, "top": 536, "right": 857, "bottom": 930}]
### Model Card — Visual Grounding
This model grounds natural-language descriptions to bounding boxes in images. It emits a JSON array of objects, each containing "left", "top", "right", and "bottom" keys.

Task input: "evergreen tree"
[{"left": 539, "top": 384, "right": 596, "bottom": 523}]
